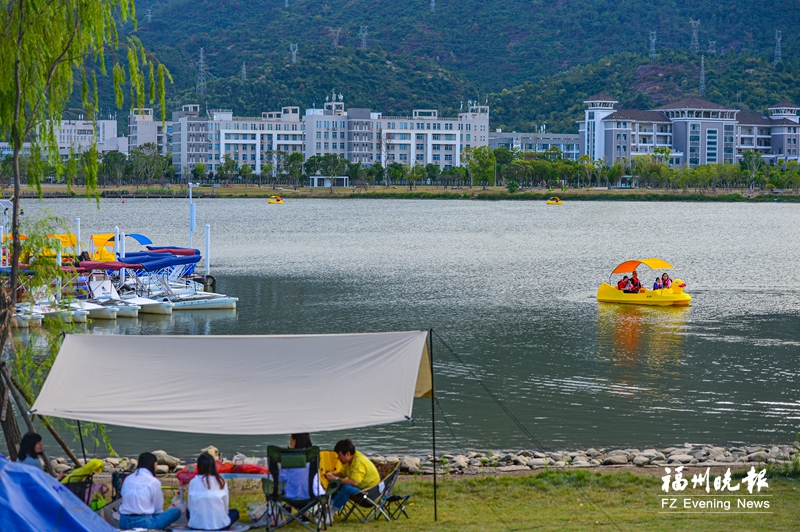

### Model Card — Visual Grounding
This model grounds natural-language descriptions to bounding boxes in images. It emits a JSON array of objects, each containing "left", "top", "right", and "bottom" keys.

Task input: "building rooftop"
[
  {"left": 769, "top": 100, "right": 800, "bottom": 109},
  {"left": 654, "top": 97, "right": 736, "bottom": 111},
  {"left": 584, "top": 92, "right": 617, "bottom": 102},
  {"left": 604, "top": 110, "right": 670, "bottom": 122}
]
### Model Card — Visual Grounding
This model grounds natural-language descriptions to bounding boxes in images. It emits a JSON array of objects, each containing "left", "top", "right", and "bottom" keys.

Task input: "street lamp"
[{"left": 188, "top": 182, "right": 198, "bottom": 248}]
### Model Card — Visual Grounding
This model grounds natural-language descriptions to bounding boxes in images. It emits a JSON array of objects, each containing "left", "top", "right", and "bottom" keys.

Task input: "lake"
[{"left": 7, "top": 196, "right": 800, "bottom": 458}]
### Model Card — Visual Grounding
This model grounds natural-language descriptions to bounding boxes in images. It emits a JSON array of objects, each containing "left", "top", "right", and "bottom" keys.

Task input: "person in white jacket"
[
  {"left": 188, "top": 453, "right": 239, "bottom": 530},
  {"left": 119, "top": 452, "right": 181, "bottom": 530}
]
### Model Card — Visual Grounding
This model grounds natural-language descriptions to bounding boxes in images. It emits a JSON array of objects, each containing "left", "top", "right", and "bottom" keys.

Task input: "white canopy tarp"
[{"left": 31, "top": 331, "right": 432, "bottom": 435}]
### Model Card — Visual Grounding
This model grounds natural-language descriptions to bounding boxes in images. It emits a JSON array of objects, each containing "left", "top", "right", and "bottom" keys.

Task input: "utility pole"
[
  {"left": 196, "top": 48, "right": 206, "bottom": 96},
  {"left": 290, "top": 43, "right": 298, "bottom": 63},
  {"left": 649, "top": 31, "right": 656, "bottom": 61},
  {"left": 241, "top": 62, "right": 247, "bottom": 82},
  {"left": 775, "top": 30, "right": 782, "bottom": 66},
  {"left": 690, "top": 19, "right": 700, "bottom": 53},
  {"left": 707, "top": 40, "right": 716, "bottom": 55},
  {"left": 358, "top": 25, "right": 368, "bottom": 50},
  {"left": 699, "top": 55, "right": 705, "bottom": 96},
  {"left": 330, "top": 28, "right": 341, "bottom": 47}
]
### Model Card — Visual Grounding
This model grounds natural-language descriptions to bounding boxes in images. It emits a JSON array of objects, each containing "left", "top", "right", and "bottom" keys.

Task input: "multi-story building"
[
  {"left": 53, "top": 118, "right": 121, "bottom": 159},
  {"left": 579, "top": 94, "right": 800, "bottom": 167},
  {"left": 128, "top": 108, "right": 171, "bottom": 156},
  {"left": 303, "top": 96, "right": 490, "bottom": 170},
  {"left": 172, "top": 104, "right": 304, "bottom": 179},
  {"left": 489, "top": 130, "right": 580, "bottom": 160}
]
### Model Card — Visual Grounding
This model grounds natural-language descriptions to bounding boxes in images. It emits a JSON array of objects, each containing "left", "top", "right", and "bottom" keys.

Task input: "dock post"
[{"left": 205, "top": 224, "right": 211, "bottom": 277}]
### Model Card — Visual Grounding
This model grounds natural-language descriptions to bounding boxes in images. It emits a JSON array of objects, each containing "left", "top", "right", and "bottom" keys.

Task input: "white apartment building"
[
  {"left": 579, "top": 94, "right": 800, "bottom": 167},
  {"left": 171, "top": 104, "right": 304, "bottom": 179},
  {"left": 128, "top": 108, "right": 171, "bottom": 156},
  {"left": 54, "top": 118, "right": 121, "bottom": 159},
  {"left": 303, "top": 97, "right": 490, "bottom": 170}
]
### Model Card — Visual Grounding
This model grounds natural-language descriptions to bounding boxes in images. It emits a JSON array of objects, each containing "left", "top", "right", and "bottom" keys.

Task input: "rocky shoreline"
[{"left": 48, "top": 442, "right": 800, "bottom": 478}]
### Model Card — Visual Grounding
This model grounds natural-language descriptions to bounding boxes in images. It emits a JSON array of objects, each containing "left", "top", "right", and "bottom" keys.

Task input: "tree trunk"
[{"left": 0, "top": 371, "right": 22, "bottom": 460}]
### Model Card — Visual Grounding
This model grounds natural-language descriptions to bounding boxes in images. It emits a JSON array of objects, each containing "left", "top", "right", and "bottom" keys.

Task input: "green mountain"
[{"left": 83, "top": 0, "right": 800, "bottom": 133}]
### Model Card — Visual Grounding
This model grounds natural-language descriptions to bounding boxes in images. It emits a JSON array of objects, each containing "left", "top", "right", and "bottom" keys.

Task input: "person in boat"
[
  {"left": 661, "top": 273, "right": 672, "bottom": 288},
  {"left": 653, "top": 277, "right": 663, "bottom": 290},
  {"left": 629, "top": 271, "right": 642, "bottom": 291},
  {"left": 617, "top": 275, "right": 630, "bottom": 290},
  {"left": 119, "top": 452, "right": 181, "bottom": 530},
  {"left": 187, "top": 453, "right": 239, "bottom": 530},
  {"left": 77, "top": 251, "right": 90, "bottom": 263}
]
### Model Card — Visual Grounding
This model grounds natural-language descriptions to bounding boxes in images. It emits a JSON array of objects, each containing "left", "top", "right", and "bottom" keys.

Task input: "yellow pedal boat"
[
  {"left": 268, "top": 195, "right": 284, "bottom": 204},
  {"left": 546, "top": 196, "right": 563, "bottom": 205},
  {"left": 597, "top": 258, "right": 692, "bottom": 307}
]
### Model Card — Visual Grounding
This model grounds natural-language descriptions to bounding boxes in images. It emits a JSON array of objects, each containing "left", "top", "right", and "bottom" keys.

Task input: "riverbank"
[{"left": 16, "top": 184, "right": 800, "bottom": 201}]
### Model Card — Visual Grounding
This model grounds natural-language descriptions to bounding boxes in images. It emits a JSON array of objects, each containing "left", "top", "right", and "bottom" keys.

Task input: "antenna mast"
[
  {"left": 775, "top": 30, "right": 782, "bottom": 66},
  {"left": 196, "top": 48, "right": 206, "bottom": 96},
  {"left": 358, "top": 26, "right": 368, "bottom": 50},
  {"left": 649, "top": 31, "right": 656, "bottom": 60},
  {"left": 290, "top": 43, "right": 298, "bottom": 64},
  {"left": 699, "top": 56, "right": 705, "bottom": 96},
  {"left": 690, "top": 19, "right": 700, "bottom": 53}
]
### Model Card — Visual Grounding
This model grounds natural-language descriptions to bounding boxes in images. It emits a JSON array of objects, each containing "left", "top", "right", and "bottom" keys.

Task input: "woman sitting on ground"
[
  {"left": 16, "top": 432, "right": 66, "bottom": 480},
  {"left": 188, "top": 453, "right": 239, "bottom": 530},
  {"left": 119, "top": 452, "right": 181, "bottom": 530}
]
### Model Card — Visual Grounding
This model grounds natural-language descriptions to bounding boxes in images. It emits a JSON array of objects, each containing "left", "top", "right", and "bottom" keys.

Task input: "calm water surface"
[{"left": 10, "top": 197, "right": 800, "bottom": 458}]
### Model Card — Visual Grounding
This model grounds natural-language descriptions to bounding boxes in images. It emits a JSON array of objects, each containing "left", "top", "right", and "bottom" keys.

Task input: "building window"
[{"left": 432, "top": 154, "right": 440, "bottom": 161}]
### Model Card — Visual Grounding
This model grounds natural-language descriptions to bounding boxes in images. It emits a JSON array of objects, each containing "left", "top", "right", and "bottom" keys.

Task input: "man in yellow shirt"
[{"left": 325, "top": 439, "right": 380, "bottom": 511}]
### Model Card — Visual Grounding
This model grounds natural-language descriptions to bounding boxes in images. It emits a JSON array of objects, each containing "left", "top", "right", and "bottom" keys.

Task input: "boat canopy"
[
  {"left": 78, "top": 261, "right": 144, "bottom": 271},
  {"left": 32, "top": 331, "right": 432, "bottom": 435},
  {"left": 46, "top": 234, "right": 77, "bottom": 247},
  {"left": 612, "top": 258, "right": 674, "bottom": 275}
]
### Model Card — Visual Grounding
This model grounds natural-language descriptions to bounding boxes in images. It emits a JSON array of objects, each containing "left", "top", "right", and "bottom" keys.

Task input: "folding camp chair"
[
  {"left": 263, "top": 445, "right": 338, "bottom": 532},
  {"left": 64, "top": 474, "right": 94, "bottom": 506},
  {"left": 339, "top": 463, "right": 409, "bottom": 524}
]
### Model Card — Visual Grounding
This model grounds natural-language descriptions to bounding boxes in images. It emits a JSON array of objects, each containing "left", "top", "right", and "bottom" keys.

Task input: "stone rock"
[
  {"left": 602, "top": 455, "right": 629, "bottom": 466},
  {"left": 152, "top": 450, "right": 180, "bottom": 470},
  {"left": 554, "top": 461, "right": 566, "bottom": 468},
  {"left": 55, "top": 464, "right": 72, "bottom": 474},
  {"left": 463, "top": 467, "right": 482, "bottom": 475},
  {"left": 668, "top": 455, "right": 694, "bottom": 464},
  {"left": 571, "top": 461, "right": 592, "bottom": 468},
  {"left": 408, "top": 466, "right": 420, "bottom": 474},
  {"left": 400, "top": 456, "right": 420, "bottom": 471},
  {"left": 633, "top": 455, "right": 651, "bottom": 467},
  {"left": 385, "top": 455, "right": 400, "bottom": 464},
  {"left": 442, "top": 454, "right": 455, "bottom": 460},
  {"left": 715, "top": 455, "right": 734, "bottom": 463},
  {"left": 452, "top": 455, "right": 469, "bottom": 469},
  {"left": 662, "top": 447, "right": 678, "bottom": 455},
  {"left": 371, "top": 455, "right": 386, "bottom": 464},
  {"left": 533, "top": 452, "right": 546, "bottom": 459},
  {"left": 105, "top": 457, "right": 120, "bottom": 467},
  {"left": 469, "top": 459, "right": 483, "bottom": 467},
  {"left": 747, "top": 452, "right": 768, "bottom": 462},
  {"left": 527, "top": 458, "right": 549, "bottom": 467},
  {"left": 56, "top": 457, "right": 67, "bottom": 464},
  {"left": 420, "top": 467, "right": 435, "bottom": 475},
  {"left": 497, "top": 465, "right": 528, "bottom": 472},
  {"left": 155, "top": 464, "right": 169, "bottom": 475},
  {"left": 586, "top": 448, "right": 600, "bottom": 458}
]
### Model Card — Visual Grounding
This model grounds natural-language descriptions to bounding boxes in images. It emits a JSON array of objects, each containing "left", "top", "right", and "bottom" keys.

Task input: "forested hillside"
[{"left": 82, "top": 0, "right": 800, "bottom": 132}]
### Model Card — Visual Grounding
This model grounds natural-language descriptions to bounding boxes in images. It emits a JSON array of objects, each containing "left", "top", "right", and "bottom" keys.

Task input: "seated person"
[
  {"left": 653, "top": 277, "right": 663, "bottom": 290},
  {"left": 188, "top": 453, "right": 239, "bottom": 530},
  {"left": 628, "top": 271, "right": 642, "bottom": 292},
  {"left": 119, "top": 452, "right": 181, "bottom": 530},
  {"left": 326, "top": 439, "right": 380, "bottom": 512},
  {"left": 280, "top": 433, "right": 324, "bottom": 501},
  {"left": 16, "top": 432, "right": 67, "bottom": 480},
  {"left": 616, "top": 275, "right": 629, "bottom": 290},
  {"left": 661, "top": 273, "right": 672, "bottom": 288}
]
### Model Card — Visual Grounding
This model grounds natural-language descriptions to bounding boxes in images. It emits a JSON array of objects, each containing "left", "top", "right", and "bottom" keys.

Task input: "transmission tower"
[
  {"left": 430, "top": 0, "right": 435, "bottom": 11},
  {"left": 649, "top": 31, "right": 656, "bottom": 60},
  {"left": 284, "top": 0, "right": 288, "bottom": 7},
  {"left": 290, "top": 43, "right": 298, "bottom": 64},
  {"left": 241, "top": 62, "right": 247, "bottom": 82},
  {"left": 689, "top": 19, "right": 700, "bottom": 53},
  {"left": 196, "top": 48, "right": 206, "bottom": 96},
  {"left": 775, "top": 30, "right": 782, "bottom": 66},
  {"left": 358, "top": 25, "right": 368, "bottom": 50},
  {"left": 330, "top": 28, "right": 341, "bottom": 47},
  {"left": 699, "top": 55, "right": 705, "bottom": 96},
  {"left": 708, "top": 40, "right": 716, "bottom": 55},
  {"left": 146, "top": 8, "right": 152, "bottom": 23}
]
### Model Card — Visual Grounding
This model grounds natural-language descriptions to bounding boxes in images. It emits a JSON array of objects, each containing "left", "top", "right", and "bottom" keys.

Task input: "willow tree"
[{"left": 0, "top": 0, "right": 170, "bottom": 456}]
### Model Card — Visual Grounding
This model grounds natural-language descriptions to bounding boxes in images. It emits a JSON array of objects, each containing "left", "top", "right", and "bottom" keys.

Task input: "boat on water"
[
  {"left": 268, "top": 195, "right": 284, "bottom": 204},
  {"left": 596, "top": 258, "right": 692, "bottom": 307},
  {"left": 13, "top": 311, "right": 43, "bottom": 328},
  {"left": 547, "top": 196, "right": 563, "bottom": 205}
]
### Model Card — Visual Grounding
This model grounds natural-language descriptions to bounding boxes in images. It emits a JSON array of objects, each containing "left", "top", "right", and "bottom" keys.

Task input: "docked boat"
[
  {"left": 68, "top": 300, "right": 119, "bottom": 320},
  {"left": 88, "top": 278, "right": 169, "bottom": 316},
  {"left": 546, "top": 196, "right": 563, "bottom": 205},
  {"left": 268, "top": 195, "right": 284, "bottom": 204},
  {"left": 13, "top": 312, "right": 44, "bottom": 328},
  {"left": 596, "top": 258, "right": 692, "bottom": 307}
]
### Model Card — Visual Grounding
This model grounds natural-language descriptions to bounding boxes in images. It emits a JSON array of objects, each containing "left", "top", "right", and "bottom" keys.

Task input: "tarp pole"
[
  {"left": 429, "top": 328, "right": 437, "bottom": 521},
  {"left": 76, "top": 419, "right": 87, "bottom": 464},
  {"left": 76, "top": 217, "right": 81, "bottom": 255}
]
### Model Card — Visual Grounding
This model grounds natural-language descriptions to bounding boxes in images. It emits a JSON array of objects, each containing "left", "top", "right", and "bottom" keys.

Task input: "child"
[{"left": 653, "top": 277, "right": 663, "bottom": 290}]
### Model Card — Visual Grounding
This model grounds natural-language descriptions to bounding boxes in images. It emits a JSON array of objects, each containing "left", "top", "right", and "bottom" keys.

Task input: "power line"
[{"left": 689, "top": 19, "right": 700, "bottom": 53}]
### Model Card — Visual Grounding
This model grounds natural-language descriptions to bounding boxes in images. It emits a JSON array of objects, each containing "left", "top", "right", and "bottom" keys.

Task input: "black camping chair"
[
  {"left": 64, "top": 474, "right": 94, "bottom": 506},
  {"left": 262, "top": 445, "right": 338, "bottom": 532},
  {"left": 339, "top": 462, "right": 409, "bottom": 523},
  {"left": 111, "top": 472, "right": 130, "bottom": 501}
]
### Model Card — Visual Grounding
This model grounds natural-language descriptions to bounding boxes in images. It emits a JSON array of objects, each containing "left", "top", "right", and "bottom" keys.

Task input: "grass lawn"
[{"left": 228, "top": 469, "right": 799, "bottom": 531}]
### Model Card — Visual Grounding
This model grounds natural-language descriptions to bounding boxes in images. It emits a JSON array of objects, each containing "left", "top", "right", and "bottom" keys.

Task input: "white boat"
[
  {"left": 13, "top": 312, "right": 43, "bottom": 328},
  {"left": 26, "top": 303, "right": 88, "bottom": 324},
  {"left": 127, "top": 275, "right": 237, "bottom": 311},
  {"left": 69, "top": 300, "right": 118, "bottom": 320},
  {"left": 90, "top": 279, "right": 173, "bottom": 316}
]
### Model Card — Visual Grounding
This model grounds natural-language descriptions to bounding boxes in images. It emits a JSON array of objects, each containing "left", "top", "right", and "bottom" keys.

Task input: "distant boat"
[
  {"left": 268, "top": 195, "right": 284, "bottom": 204},
  {"left": 597, "top": 258, "right": 692, "bottom": 307},
  {"left": 546, "top": 196, "right": 563, "bottom": 205}
]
